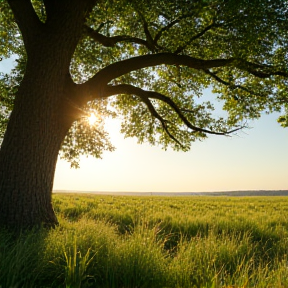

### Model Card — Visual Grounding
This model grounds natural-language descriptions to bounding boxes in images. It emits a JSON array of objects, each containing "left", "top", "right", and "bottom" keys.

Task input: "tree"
[{"left": 0, "top": 0, "right": 287, "bottom": 230}]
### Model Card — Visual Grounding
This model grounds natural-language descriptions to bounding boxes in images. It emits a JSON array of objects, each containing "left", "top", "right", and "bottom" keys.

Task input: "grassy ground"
[{"left": 1, "top": 194, "right": 288, "bottom": 287}]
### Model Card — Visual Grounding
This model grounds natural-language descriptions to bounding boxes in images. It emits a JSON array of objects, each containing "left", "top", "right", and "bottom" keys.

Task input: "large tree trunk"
[
  {"left": 0, "top": 51, "right": 74, "bottom": 230},
  {"left": 0, "top": 0, "right": 95, "bottom": 230}
]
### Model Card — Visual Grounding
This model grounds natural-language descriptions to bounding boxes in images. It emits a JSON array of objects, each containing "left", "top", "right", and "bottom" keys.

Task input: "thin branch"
[
  {"left": 154, "top": 19, "right": 180, "bottom": 43},
  {"left": 175, "top": 22, "right": 219, "bottom": 54},
  {"left": 103, "top": 84, "right": 241, "bottom": 136},
  {"left": 203, "top": 69, "right": 263, "bottom": 97},
  {"left": 154, "top": 12, "right": 195, "bottom": 44},
  {"left": 94, "top": 22, "right": 105, "bottom": 33},
  {"left": 140, "top": 96, "right": 185, "bottom": 148},
  {"left": 84, "top": 25, "right": 151, "bottom": 49}
]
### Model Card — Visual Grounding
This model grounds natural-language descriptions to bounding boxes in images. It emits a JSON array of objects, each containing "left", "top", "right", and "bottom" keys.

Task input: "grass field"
[{"left": 1, "top": 194, "right": 288, "bottom": 287}]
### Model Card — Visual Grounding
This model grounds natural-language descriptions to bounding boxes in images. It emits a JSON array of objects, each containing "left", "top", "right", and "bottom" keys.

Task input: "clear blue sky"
[{"left": 1, "top": 57, "right": 288, "bottom": 192}]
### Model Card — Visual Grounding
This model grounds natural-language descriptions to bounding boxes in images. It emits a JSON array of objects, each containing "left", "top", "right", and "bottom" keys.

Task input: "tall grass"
[{"left": 1, "top": 194, "right": 288, "bottom": 287}]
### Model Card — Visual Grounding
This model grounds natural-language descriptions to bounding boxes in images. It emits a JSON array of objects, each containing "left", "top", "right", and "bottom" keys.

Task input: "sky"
[{"left": 1, "top": 57, "right": 288, "bottom": 193}]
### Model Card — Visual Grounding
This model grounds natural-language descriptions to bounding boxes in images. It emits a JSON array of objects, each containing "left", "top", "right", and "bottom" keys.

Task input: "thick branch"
[
  {"left": 82, "top": 53, "right": 236, "bottom": 97},
  {"left": 43, "top": 0, "right": 56, "bottom": 21},
  {"left": 74, "top": 54, "right": 288, "bottom": 115},
  {"left": 7, "top": 0, "right": 42, "bottom": 48},
  {"left": 84, "top": 25, "right": 151, "bottom": 49},
  {"left": 103, "top": 84, "right": 240, "bottom": 136},
  {"left": 44, "top": 0, "right": 97, "bottom": 29},
  {"left": 137, "top": 10, "right": 156, "bottom": 51},
  {"left": 81, "top": 53, "right": 287, "bottom": 103},
  {"left": 236, "top": 60, "right": 288, "bottom": 78}
]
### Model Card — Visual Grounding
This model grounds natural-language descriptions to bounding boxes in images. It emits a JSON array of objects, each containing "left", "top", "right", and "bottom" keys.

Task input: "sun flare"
[{"left": 88, "top": 113, "right": 97, "bottom": 125}]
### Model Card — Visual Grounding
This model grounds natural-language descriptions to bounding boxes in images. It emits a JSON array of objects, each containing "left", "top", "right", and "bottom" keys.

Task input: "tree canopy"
[{"left": 0, "top": 0, "right": 287, "bottom": 169}]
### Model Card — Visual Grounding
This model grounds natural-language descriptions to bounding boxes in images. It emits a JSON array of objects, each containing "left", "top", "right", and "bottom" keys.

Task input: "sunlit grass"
[{"left": 1, "top": 195, "right": 288, "bottom": 287}]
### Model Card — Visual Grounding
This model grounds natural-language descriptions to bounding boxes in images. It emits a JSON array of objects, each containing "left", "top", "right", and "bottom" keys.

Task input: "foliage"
[
  {"left": 2, "top": 194, "right": 288, "bottom": 287},
  {"left": 63, "top": 239, "right": 95, "bottom": 288},
  {"left": 0, "top": 0, "right": 287, "bottom": 166},
  {"left": 59, "top": 99, "right": 116, "bottom": 168}
]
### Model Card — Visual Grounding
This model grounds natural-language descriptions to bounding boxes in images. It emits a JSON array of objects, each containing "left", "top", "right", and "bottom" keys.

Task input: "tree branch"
[
  {"left": 175, "top": 22, "right": 219, "bottom": 54},
  {"left": 236, "top": 60, "right": 288, "bottom": 78},
  {"left": 7, "top": 0, "right": 43, "bottom": 48},
  {"left": 43, "top": 0, "right": 56, "bottom": 21},
  {"left": 153, "top": 13, "right": 195, "bottom": 45},
  {"left": 75, "top": 53, "right": 287, "bottom": 116},
  {"left": 137, "top": 10, "right": 156, "bottom": 51},
  {"left": 104, "top": 84, "right": 185, "bottom": 147},
  {"left": 82, "top": 53, "right": 287, "bottom": 101},
  {"left": 84, "top": 25, "right": 151, "bottom": 49},
  {"left": 203, "top": 69, "right": 263, "bottom": 97},
  {"left": 44, "top": 0, "right": 97, "bottom": 28},
  {"left": 82, "top": 53, "right": 236, "bottom": 97},
  {"left": 140, "top": 95, "right": 185, "bottom": 148},
  {"left": 103, "top": 84, "right": 241, "bottom": 137}
]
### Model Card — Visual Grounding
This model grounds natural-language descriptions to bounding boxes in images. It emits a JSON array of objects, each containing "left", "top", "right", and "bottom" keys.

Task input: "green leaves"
[
  {"left": 60, "top": 100, "right": 115, "bottom": 168},
  {"left": 0, "top": 1, "right": 23, "bottom": 58},
  {"left": 1, "top": 0, "right": 287, "bottom": 165},
  {"left": 278, "top": 106, "right": 288, "bottom": 128},
  {"left": 63, "top": 239, "right": 96, "bottom": 288}
]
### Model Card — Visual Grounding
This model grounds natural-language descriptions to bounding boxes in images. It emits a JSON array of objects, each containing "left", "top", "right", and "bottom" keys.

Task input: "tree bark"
[
  {"left": 0, "top": 62, "right": 72, "bottom": 230},
  {"left": 0, "top": 37, "right": 80, "bottom": 231},
  {"left": 0, "top": 0, "right": 94, "bottom": 231}
]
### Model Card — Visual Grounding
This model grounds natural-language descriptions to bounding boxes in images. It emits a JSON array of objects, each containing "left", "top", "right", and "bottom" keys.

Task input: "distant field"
[
  {"left": 53, "top": 189, "right": 288, "bottom": 196},
  {"left": 1, "top": 194, "right": 288, "bottom": 287}
]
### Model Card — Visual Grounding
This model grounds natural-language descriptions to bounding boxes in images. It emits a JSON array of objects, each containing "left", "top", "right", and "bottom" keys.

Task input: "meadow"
[{"left": 1, "top": 194, "right": 288, "bottom": 288}]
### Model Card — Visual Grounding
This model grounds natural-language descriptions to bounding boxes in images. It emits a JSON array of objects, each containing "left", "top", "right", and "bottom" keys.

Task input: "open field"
[
  {"left": 1, "top": 194, "right": 288, "bottom": 287},
  {"left": 53, "top": 190, "right": 288, "bottom": 196}
]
